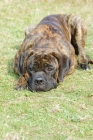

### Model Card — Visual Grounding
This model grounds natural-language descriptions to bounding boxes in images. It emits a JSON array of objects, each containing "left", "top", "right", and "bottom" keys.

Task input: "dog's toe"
[{"left": 78, "top": 63, "right": 90, "bottom": 70}]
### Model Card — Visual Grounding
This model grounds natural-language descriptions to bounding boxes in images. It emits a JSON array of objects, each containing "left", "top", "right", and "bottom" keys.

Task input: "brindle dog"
[{"left": 13, "top": 14, "right": 93, "bottom": 92}]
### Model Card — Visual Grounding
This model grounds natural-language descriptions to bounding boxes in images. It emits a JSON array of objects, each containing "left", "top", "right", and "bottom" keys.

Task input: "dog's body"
[{"left": 13, "top": 14, "right": 93, "bottom": 92}]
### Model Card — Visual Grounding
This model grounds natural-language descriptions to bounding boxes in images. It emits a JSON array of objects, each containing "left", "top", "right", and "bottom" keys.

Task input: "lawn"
[{"left": 0, "top": 0, "right": 93, "bottom": 139}]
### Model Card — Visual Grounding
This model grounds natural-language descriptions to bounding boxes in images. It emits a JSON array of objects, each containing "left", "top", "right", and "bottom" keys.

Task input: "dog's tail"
[{"left": 87, "top": 55, "right": 93, "bottom": 64}]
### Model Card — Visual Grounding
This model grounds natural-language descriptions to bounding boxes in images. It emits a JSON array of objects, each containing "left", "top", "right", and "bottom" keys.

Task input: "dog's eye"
[
  {"left": 29, "top": 67, "right": 34, "bottom": 71},
  {"left": 34, "top": 63, "right": 38, "bottom": 69},
  {"left": 47, "top": 67, "right": 53, "bottom": 71}
]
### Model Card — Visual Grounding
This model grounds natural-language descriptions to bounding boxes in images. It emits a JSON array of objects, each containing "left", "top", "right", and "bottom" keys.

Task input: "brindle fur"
[{"left": 13, "top": 14, "right": 93, "bottom": 91}]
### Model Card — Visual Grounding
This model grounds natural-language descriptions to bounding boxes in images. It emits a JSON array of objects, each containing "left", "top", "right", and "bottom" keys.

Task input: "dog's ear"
[
  {"left": 18, "top": 51, "right": 34, "bottom": 75},
  {"left": 58, "top": 55, "right": 71, "bottom": 82},
  {"left": 25, "top": 25, "right": 37, "bottom": 36},
  {"left": 18, "top": 31, "right": 40, "bottom": 75},
  {"left": 52, "top": 52, "right": 71, "bottom": 82}
]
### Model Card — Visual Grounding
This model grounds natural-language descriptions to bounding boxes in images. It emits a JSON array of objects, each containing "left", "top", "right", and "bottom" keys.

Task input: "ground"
[{"left": 0, "top": 0, "right": 93, "bottom": 139}]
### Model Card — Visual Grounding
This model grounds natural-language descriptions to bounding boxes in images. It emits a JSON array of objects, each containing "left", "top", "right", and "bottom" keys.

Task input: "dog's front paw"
[
  {"left": 14, "top": 84, "right": 24, "bottom": 91},
  {"left": 14, "top": 76, "right": 27, "bottom": 90},
  {"left": 78, "top": 63, "right": 90, "bottom": 70}
]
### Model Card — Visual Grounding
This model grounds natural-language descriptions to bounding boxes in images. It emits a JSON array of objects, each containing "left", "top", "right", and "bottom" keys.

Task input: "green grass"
[{"left": 0, "top": 0, "right": 93, "bottom": 139}]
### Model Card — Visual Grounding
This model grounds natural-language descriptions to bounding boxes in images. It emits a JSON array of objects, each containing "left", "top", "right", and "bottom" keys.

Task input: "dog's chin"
[{"left": 28, "top": 83, "right": 58, "bottom": 92}]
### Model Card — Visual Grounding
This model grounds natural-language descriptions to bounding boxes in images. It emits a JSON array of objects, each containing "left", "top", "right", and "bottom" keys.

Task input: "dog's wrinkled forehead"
[{"left": 30, "top": 53, "right": 58, "bottom": 66}]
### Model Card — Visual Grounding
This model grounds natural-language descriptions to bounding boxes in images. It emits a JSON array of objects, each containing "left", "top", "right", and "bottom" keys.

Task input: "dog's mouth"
[
  {"left": 27, "top": 69, "right": 58, "bottom": 92},
  {"left": 33, "top": 86, "right": 46, "bottom": 92},
  {"left": 28, "top": 85, "right": 46, "bottom": 92},
  {"left": 27, "top": 77, "right": 58, "bottom": 92}
]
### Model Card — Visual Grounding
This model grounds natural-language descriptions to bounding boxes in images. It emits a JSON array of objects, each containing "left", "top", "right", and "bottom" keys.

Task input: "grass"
[{"left": 0, "top": 0, "right": 93, "bottom": 139}]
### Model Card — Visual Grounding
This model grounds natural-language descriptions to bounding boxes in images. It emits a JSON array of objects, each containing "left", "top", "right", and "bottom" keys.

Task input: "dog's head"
[
  {"left": 27, "top": 53, "right": 58, "bottom": 91},
  {"left": 20, "top": 50, "right": 71, "bottom": 92}
]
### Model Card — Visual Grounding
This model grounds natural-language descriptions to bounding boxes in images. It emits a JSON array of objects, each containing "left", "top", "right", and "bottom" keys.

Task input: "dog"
[{"left": 13, "top": 14, "right": 93, "bottom": 92}]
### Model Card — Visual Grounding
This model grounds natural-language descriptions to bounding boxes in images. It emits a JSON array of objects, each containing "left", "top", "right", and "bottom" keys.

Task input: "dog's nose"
[{"left": 34, "top": 77, "right": 45, "bottom": 85}]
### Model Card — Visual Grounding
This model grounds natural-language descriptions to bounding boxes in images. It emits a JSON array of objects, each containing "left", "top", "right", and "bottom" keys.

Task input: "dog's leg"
[
  {"left": 14, "top": 73, "right": 29, "bottom": 90},
  {"left": 68, "top": 15, "right": 90, "bottom": 70}
]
